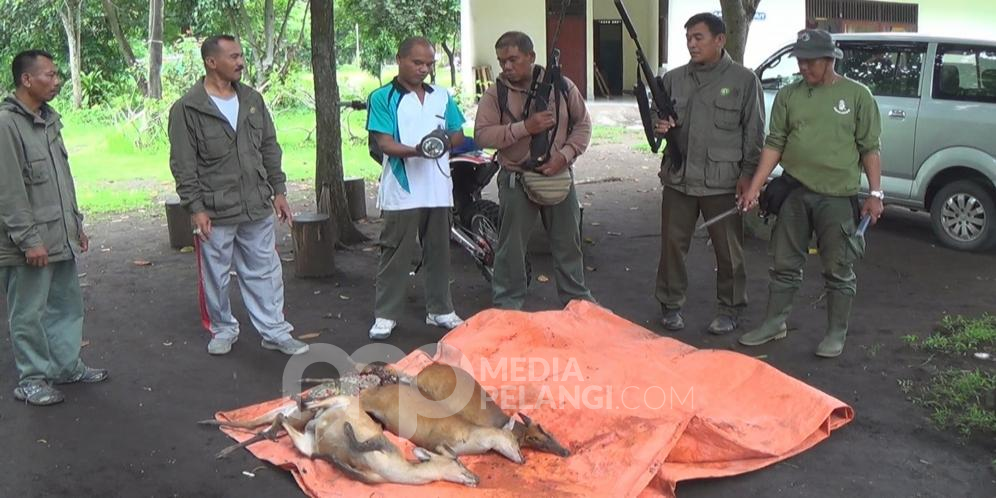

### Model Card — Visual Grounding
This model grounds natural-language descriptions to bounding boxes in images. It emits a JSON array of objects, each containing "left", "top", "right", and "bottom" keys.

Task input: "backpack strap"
[{"left": 495, "top": 78, "right": 523, "bottom": 124}]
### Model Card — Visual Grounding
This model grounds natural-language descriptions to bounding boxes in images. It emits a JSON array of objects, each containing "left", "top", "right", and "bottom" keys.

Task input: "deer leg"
[
  {"left": 215, "top": 415, "right": 288, "bottom": 459},
  {"left": 343, "top": 422, "right": 393, "bottom": 453}
]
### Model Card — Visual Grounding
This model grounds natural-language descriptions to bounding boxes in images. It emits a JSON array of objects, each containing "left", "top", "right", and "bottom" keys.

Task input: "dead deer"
[
  {"left": 360, "top": 383, "right": 525, "bottom": 463},
  {"left": 413, "top": 362, "right": 571, "bottom": 457},
  {"left": 282, "top": 395, "right": 479, "bottom": 487},
  {"left": 199, "top": 369, "right": 394, "bottom": 459}
]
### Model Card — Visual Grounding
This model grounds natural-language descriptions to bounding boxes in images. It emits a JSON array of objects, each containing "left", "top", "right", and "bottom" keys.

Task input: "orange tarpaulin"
[{"left": 216, "top": 301, "right": 853, "bottom": 497}]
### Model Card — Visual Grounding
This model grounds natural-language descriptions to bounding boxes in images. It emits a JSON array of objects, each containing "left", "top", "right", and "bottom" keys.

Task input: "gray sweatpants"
[{"left": 195, "top": 215, "right": 293, "bottom": 342}]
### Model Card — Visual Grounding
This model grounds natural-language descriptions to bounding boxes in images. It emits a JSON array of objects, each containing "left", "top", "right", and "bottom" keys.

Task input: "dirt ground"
[{"left": 2, "top": 123, "right": 995, "bottom": 497}]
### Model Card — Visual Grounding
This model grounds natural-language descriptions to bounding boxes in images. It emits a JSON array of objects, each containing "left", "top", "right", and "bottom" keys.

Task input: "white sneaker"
[
  {"left": 426, "top": 312, "right": 464, "bottom": 330},
  {"left": 369, "top": 318, "right": 397, "bottom": 340}
]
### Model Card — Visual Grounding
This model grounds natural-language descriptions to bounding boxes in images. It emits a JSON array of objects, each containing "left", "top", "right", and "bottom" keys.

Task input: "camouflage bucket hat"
[{"left": 790, "top": 29, "right": 843, "bottom": 59}]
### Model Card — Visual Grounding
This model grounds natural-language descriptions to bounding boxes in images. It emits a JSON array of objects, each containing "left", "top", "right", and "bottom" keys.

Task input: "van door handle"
[{"left": 888, "top": 109, "right": 906, "bottom": 119}]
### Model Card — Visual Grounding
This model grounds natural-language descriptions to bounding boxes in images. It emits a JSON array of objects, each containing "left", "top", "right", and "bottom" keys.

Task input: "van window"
[
  {"left": 934, "top": 44, "right": 996, "bottom": 103},
  {"left": 838, "top": 43, "right": 925, "bottom": 98},
  {"left": 758, "top": 49, "right": 802, "bottom": 92}
]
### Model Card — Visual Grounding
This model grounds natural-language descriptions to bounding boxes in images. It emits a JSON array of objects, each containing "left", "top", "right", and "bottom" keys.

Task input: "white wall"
[
  {"left": 896, "top": 0, "right": 996, "bottom": 41},
  {"left": 461, "top": 0, "right": 548, "bottom": 98},
  {"left": 667, "top": 0, "right": 805, "bottom": 70}
]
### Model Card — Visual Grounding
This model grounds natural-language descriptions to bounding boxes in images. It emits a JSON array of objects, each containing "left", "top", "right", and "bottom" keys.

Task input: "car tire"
[{"left": 929, "top": 180, "right": 996, "bottom": 252}]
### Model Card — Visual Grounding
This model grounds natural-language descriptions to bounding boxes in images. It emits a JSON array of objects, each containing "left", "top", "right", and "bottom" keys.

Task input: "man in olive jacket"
[
  {"left": 0, "top": 50, "right": 108, "bottom": 406},
  {"left": 654, "top": 13, "right": 765, "bottom": 334},
  {"left": 168, "top": 35, "right": 307, "bottom": 356}
]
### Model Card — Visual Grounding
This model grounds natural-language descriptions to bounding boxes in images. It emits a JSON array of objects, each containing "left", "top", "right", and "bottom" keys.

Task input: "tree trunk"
[
  {"left": 310, "top": 0, "right": 367, "bottom": 245},
  {"left": 256, "top": 0, "right": 276, "bottom": 87},
  {"left": 57, "top": 0, "right": 84, "bottom": 108},
  {"left": 101, "top": 0, "right": 148, "bottom": 95},
  {"left": 442, "top": 38, "right": 456, "bottom": 87},
  {"left": 719, "top": 0, "right": 761, "bottom": 64},
  {"left": 147, "top": 0, "right": 164, "bottom": 99}
]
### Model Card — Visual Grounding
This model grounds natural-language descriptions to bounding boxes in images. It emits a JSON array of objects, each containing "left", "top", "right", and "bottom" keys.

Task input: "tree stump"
[
  {"left": 165, "top": 198, "right": 194, "bottom": 249},
  {"left": 344, "top": 177, "right": 367, "bottom": 220},
  {"left": 292, "top": 213, "right": 336, "bottom": 278}
]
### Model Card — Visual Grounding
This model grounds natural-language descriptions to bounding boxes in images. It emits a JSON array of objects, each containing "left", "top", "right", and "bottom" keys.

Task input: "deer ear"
[
  {"left": 412, "top": 447, "right": 432, "bottom": 462},
  {"left": 503, "top": 417, "right": 517, "bottom": 431},
  {"left": 517, "top": 412, "right": 533, "bottom": 427}
]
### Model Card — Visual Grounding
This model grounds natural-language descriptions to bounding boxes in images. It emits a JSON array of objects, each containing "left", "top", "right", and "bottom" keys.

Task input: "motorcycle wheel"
[{"left": 465, "top": 200, "right": 531, "bottom": 285}]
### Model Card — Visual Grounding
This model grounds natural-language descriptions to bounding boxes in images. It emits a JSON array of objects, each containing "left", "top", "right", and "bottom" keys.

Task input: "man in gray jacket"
[
  {"left": 168, "top": 35, "right": 307, "bottom": 356},
  {"left": 654, "top": 13, "right": 765, "bottom": 334},
  {"left": 0, "top": 50, "right": 108, "bottom": 406}
]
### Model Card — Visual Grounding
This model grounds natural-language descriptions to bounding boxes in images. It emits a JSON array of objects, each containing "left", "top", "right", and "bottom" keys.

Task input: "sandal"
[{"left": 13, "top": 381, "right": 65, "bottom": 406}]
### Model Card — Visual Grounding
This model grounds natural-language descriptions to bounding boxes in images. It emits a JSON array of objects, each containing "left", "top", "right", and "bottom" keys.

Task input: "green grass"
[
  {"left": 906, "top": 314, "right": 996, "bottom": 354},
  {"left": 59, "top": 66, "right": 386, "bottom": 216},
  {"left": 902, "top": 314, "right": 996, "bottom": 442},
  {"left": 62, "top": 105, "right": 381, "bottom": 215},
  {"left": 915, "top": 369, "right": 996, "bottom": 438}
]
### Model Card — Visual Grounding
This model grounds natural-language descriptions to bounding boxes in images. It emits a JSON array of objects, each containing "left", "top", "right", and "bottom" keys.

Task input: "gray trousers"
[
  {"left": 195, "top": 215, "right": 293, "bottom": 341},
  {"left": 493, "top": 169, "right": 593, "bottom": 310},
  {"left": 374, "top": 207, "right": 454, "bottom": 321},
  {"left": 1, "top": 260, "right": 85, "bottom": 383}
]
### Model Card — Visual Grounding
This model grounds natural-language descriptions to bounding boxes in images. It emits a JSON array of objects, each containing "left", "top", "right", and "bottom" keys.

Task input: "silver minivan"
[{"left": 755, "top": 33, "right": 996, "bottom": 251}]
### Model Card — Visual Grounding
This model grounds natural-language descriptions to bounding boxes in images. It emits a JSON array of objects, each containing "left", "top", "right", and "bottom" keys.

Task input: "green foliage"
[
  {"left": 914, "top": 369, "right": 996, "bottom": 438},
  {"left": 914, "top": 314, "right": 996, "bottom": 355},
  {"left": 335, "top": 0, "right": 459, "bottom": 82}
]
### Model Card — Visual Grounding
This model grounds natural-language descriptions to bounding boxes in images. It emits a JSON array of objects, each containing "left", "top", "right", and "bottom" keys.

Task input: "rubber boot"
[
  {"left": 816, "top": 292, "right": 853, "bottom": 358},
  {"left": 739, "top": 289, "right": 795, "bottom": 346}
]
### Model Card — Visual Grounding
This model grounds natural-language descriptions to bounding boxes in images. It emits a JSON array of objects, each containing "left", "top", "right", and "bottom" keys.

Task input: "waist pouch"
[
  {"left": 759, "top": 173, "right": 801, "bottom": 216},
  {"left": 760, "top": 173, "right": 863, "bottom": 225},
  {"left": 520, "top": 169, "right": 572, "bottom": 206}
]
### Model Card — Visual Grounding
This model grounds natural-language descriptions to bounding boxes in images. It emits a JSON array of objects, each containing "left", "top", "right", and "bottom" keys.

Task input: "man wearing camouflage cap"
[{"left": 737, "top": 29, "right": 884, "bottom": 358}]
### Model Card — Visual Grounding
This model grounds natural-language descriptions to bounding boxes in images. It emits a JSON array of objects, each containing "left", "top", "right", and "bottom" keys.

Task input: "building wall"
[
  {"left": 461, "top": 0, "right": 548, "bottom": 98},
  {"left": 667, "top": 0, "right": 805, "bottom": 70},
  {"left": 896, "top": 0, "right": 996, "bottom": 40},
  {"left": 461, "top": 0, "right": 996, "bottom": 99}
]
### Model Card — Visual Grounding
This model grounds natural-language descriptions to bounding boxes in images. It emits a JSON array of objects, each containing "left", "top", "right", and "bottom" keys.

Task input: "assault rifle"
[
  {"left": 522, "top": 0, "right": 571, "bottom": 170},
  {"left": 613, "top": 0, "right": 683, "bottom": 170}
]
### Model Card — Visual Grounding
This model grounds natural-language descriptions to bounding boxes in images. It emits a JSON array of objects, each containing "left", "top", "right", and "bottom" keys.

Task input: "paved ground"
[{"left": 1, "top": 110, "right": 994, "bottom": 497}]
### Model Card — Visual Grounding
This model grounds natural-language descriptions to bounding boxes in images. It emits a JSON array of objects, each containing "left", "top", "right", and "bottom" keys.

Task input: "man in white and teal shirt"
[
  {"left": 366, "top": 36, "right": 466, "bottom": 340},
  {"left": 737, "top": 29, "right": 884, "bottom": 358}
]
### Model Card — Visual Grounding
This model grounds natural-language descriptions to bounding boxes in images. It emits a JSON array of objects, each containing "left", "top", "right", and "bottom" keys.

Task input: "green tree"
[{"left": 335, "top": 0, "right": 460, "bottom": 85}]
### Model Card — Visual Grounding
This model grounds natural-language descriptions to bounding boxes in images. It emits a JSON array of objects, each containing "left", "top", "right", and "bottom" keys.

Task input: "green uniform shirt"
[
  {"left": 766, "top": 77, "right": 881, "bottom": 196},
  {"left": 0, "top": 96, "right": 84, "bottom": 266},
  {"left": 660, "top": 51, "right": 766, "bottom": 196}
]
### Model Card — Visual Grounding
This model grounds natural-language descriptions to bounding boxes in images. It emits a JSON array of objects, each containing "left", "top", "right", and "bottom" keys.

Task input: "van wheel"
[{"left": 930, "top": 180, "right": 996, "bottom": 251}]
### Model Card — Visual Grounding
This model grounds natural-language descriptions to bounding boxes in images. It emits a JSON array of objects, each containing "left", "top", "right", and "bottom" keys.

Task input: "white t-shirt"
[
  {"left": 367, "top": 81, "right": 465, "bottom": 211},
  {"left": 210, "top": 94, "right": 240, "bottom": 131}
]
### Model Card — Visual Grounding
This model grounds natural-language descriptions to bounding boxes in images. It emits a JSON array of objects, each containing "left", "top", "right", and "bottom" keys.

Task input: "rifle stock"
[{"left": 613, "top": 0, "right": 683, "bottom": 168}]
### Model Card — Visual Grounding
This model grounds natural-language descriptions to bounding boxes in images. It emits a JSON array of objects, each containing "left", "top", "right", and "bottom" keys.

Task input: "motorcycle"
[{"left": 340, "top": 100, "right": 507, "bottom": 283}]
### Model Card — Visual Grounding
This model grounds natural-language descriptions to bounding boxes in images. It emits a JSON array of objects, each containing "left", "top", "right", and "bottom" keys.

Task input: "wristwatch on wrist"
[{"left": 869, "top": 190, "right": 884, "bottom": 200}]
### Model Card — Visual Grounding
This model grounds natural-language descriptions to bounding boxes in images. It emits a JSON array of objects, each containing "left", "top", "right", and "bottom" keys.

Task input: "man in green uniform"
[
  {"left": 737, "top": 29, "right": 884, "bottom": 358},
  {"left": 653, "top": 13, "right": 765, "bottom": 334},
  {"left": 0, "top": 50, "right": 108, "bottom": 406}
]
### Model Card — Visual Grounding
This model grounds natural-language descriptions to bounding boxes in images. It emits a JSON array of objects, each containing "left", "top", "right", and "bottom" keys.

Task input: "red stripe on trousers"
[{"left": 193, "top": 236, "right": 213, "bottom": 335}]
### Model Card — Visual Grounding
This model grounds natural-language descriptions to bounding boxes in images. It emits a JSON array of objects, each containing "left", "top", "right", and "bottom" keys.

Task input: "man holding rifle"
[
  {"left": 474, "top": 31, "right": 594, "bottom": 310},
  {"left": 652, "top": 13, "right": 765, "bottom": 334}
]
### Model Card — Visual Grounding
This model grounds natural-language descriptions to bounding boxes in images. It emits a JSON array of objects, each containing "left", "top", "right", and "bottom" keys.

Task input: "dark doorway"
[
  {"left": 547, "top": 0, "right": 587, "bottom": 97},
  {"left": 595, "top": 20, "right": 623, "bottom": 96}
]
